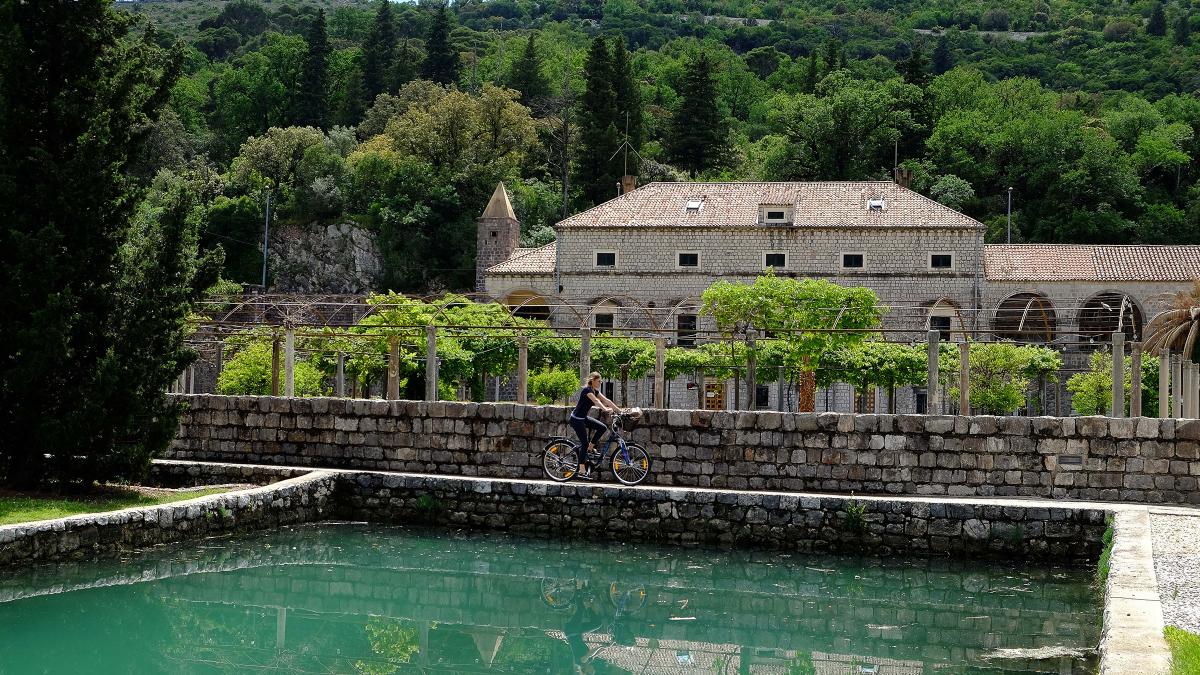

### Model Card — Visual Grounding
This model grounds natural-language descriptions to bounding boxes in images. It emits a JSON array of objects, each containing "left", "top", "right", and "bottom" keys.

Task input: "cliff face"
[{"left": 270, "top": 221, "right": 382, "bottom": 294}]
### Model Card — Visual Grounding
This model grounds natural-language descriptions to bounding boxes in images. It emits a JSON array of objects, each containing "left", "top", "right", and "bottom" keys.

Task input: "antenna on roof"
[{"left": 609, "top": 111, "right": 642, "bottom": 194}]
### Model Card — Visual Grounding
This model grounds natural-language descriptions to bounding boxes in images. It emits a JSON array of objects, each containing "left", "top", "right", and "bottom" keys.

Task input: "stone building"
[{"left": 478, "top": 181, "right": 1200, "bottom": 413}]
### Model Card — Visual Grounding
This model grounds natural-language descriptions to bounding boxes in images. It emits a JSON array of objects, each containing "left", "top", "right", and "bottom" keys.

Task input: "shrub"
[
  {"left": 217, "top": 342, "right": 328, "bottom": 396},
  {"left": 529, "top": 369, "right": 580, "bottom": 405}
]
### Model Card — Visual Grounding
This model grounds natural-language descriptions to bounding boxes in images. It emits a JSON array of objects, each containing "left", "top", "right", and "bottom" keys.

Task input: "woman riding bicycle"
[{"left": 570, "top": 372, "right": 622, "bottom": 480}]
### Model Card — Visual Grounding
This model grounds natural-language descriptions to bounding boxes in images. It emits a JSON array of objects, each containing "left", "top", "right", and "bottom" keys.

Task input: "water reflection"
[{"left": 0, "top": 524, "right": 1099, "bottom": 674}]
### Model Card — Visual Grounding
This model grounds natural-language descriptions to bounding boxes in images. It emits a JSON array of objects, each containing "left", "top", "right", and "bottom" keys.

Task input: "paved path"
[{"left": 1150, "top": 508, "right": 1200, "bottom": 633}]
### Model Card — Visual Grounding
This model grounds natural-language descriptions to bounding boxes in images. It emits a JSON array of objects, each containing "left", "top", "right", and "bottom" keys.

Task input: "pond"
[{"left": 0, "top": 524, "right": 1100, "bottom": 674}]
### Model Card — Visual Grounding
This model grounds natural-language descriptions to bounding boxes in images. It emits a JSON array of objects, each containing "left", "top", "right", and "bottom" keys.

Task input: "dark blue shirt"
[{"left": 572, "top": 386, "right": 596, "bottom": 418}]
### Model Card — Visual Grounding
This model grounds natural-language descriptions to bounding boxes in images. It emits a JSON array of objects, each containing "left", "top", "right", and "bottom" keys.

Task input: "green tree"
[
  {"left": 668, "top": 51, "right": 728, "bottom": 176},
  {"left": 216, "top": 340, "right": 326, "bottom": 396},
  {"left": 932, "top": 36, "right": 953, "bottom": 75},
  {"left": 362, "top": 0, "right": 396, "bottom": 102},
  {"left": 1148, "top": 2, "right": 1168, "bottom": 37},
  {"left": 1175, "top": 13, "right": 1192, "bottom": 45},
  {"left": 294, "top": 9, "right": 330, "bottom": 129},
  {"left": 421, "top": 3, "right": 460, "bottom": 86},
  {"left": 0, "top": 2, "right": 223, "bottom": 487},
  {"left": 1067, "top": 350, "right": 1161, "bottom": 415},
  {"left": 802, "top": 51, "right": 819, "bottom": 94},
  {"left": 898, "top": 42, "right": 930, "bottom": 88},
  {"left": 818, "top": 341, "right": 926, "bottom": 413},
  {"left": 508, "top": 32, "right": 550, "bottom": 107},
  {"left": 940, "top": 342, "right": 1061, "bottom": 415},
  {"left": 530, "top": 369, "right": 579, "bottom": 405},
  {"left": 609, "top": 37, "right": 644, "bottom": 175},
  {"left": 575, "top": 36, "right": 620, "bottom": 204}
]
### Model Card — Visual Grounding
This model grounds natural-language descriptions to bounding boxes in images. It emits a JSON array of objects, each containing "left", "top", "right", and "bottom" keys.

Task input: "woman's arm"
[
  {"left": 586, "top": 391, "right": 613, "bottom": 413},
  {"left": 596, "top": 390, "right": 622, "bottom": 413}
]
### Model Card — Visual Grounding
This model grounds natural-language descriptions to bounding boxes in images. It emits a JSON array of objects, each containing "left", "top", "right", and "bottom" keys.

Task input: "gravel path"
[{"left": 1150, "top": 511, "right": 1200, "bottom": 633}]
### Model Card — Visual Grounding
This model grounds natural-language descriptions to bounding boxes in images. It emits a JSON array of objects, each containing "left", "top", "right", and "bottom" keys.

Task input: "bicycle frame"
[{"left": 554, "top": 417, "right": 634, "bottom": 466}]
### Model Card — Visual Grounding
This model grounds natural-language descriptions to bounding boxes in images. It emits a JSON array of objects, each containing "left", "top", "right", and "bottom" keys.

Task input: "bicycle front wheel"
[
  {"left": 611, "top": 443, "right": 652, "bottom": 486},
  {"left": 543, "top": 440, "right": 580, "bottom": 482}
]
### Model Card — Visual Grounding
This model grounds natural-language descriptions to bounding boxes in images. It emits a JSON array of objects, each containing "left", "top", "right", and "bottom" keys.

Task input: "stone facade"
[{"left": 171, "top": 395, "right": 1200, "bottom": 505}]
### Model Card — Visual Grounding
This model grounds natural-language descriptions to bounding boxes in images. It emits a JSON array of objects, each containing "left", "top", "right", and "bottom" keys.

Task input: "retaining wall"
[
  {"left": 171, "top": 395, "right": 1200, "bottom": 504},
  {"left": 0, "top": 471, "right": 336, "bottom": 566}
]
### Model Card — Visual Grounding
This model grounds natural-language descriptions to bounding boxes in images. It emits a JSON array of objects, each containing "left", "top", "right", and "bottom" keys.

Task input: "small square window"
[
  {"left": 930, "top": 253, "right": 954, "bottom": 270},
  {"left": 489, "top": 230, "right": 497, "bottom": 238},
  {"left": 764, "top": 252, "right": 787, "bottom": 268},
  {"left": 677, "top": 252, "right": 699, "bottom": 268},
  {"left": 685, "top": 198, "right": 703, "bottom": 211},
  {"left": 755, "top": 385, "right": 770, "bottom": 408},
  {"left": 841, "top": 253, "right": 864, "bottom": 269},
  {"left": 594, "top": 313, "right": 614, "bottom": 330},
  {"left": 595, "top": 251, "right": 616, "bottom": 267},
  {"left": 930, "top": 315, "right": 952, "bottom": 341}
]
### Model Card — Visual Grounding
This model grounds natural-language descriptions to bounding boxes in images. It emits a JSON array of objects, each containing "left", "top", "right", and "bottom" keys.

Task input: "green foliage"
[
  {"left": 669, "top": 51, "right": 728, "bottom": 176},
  {"left": 216, "top": 340, "right": 327, "bottom": 396},
  {"left": 0, "top": 2, "right": 221, "bottom": 487},
  {"left": 940, "top": 342, "right": 1062, "bottom": 415},
  {"left": 362, "top": 0, "right": 396, "bottom": 101},
  {"left": 1166, "top": 626, "right": 1200, "bottom": 675},
  {"left": 1067, "top": 350, "right": 1161, "bottom": 416},
  {"left": 818, "top": 341, "right": 926, "bottom": 402},
  {"left": 420, "top": 4, "right": 460, "bottom": 86},
  {"left": 529, "top": 369, "right": 579, "bottom": 404},
  {"left": 294, "top": 9, "right": 330, "bottom": 129},
  {"left": 357, "top": 617, "right": 419, "bottom": 675},
  {"left": 509, "top": 32, "right": 550, "bottom": 106}
]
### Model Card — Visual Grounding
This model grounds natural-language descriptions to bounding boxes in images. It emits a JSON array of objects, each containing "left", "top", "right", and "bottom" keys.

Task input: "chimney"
[
  {"left": 620, "top": 175, "right": 638, "bottom": 195},
  {"left": 893, "top": 166, "right": 913, "bottom": 189}
]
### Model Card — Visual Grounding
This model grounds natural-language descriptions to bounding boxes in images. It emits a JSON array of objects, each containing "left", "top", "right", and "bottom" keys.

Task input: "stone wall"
[
  {"left": 339, "top": 471, "right": 1108, "bottom": 563},
  {"left": 171, "top": 395, "right": 1200, "bottom": 504},
  {"left": 0, "top": 471, "right": 336, "bottom": 566},
  {"left": 147, "top": 458, "right": 315, "bottom": 488}
]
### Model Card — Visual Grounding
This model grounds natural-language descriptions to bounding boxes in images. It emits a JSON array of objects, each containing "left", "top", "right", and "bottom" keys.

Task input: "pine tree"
[
  {"left": 1148, "top": 2, "right": 1167, "bottom": 36},
  {"left": 932, "top": 35, "right": 953, "bottom": 75},
  {"left": 575, "top": 36, "right": 620, "bottom": 204},
  {"left": 668, "top": 51, "right": 728, "bottom": 176},
  {"left": 362, "top": 0, "right": 396, "bottom": 101},
  {"left": 1175, "top": 13, "right": 1192, "bottom": 45},
  {"left": 0, "top": 2, "right": 220, "bottom": 486},
  {"left": 898, "top": 41, "right": 929, "bottom": 88},
  {"left": 421, "top": 3, "right": 460, "bottom": 85},
  {"left": 609, "top": 37, "right": 644, "bottom": 176},
  {"left": 823, "top": 38, "right": 841, "bottom": 74},
  {"left": 295, "top": 9, "right": 330, "bottom": 128},
  {"left": 802, "top": 51, "right": 819, "bottom": 93},
  {"left": 509, "top": 32, "right": 550, "bottom": 106}
]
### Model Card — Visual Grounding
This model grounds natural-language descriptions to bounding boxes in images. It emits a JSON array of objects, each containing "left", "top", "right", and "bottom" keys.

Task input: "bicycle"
[{"left": 542, "top": 409, "right": 653, "bottom": 486}]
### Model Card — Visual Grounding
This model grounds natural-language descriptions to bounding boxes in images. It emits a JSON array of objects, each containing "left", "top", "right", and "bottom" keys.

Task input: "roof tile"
[
  {"left": 985, "top": 245, "right": 1200, "bottom": 281},
  {"left": 486, "top": 242, "right": 556, "bottom": 275}
]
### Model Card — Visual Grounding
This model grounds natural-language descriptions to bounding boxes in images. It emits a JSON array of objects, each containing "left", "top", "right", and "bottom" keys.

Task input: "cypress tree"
[
  {"left": 362, "top": 0, "right": 396, "bottom": 101},
  {"left": 574, "top": 36, "right": 620, "bottom": 204},
  {"left": 802, "top": 51, "right": 819, "bottom": 93},
  {"left": 295, "top": 9, "right": 330, "bottom": 128},
  {"left": 667, "top": 51, "right": 728, "bottom": 176},
  {"left": 421, "top": 3, "right": 460, "bottom": 85},
  {"left": 1148, "top": 2, "right": 1167, "bottom": 36},
  {"left": 823, "top": 38, "right": 841, "bottom": 73},
  {"left": 932, "top": 35, "right": 953, "bottom": 75},
  {"left": 1175, "top": 13, "right": 1192, "bottom": 45},
  {"left": 0, "top": 2, "right": 220, "bottom": 487},
  {"left": 509, "top": 32, "right": 550, "bottom": 106},
  {"left": 609, "top": 37, "right": 644, "bottom": 175},
  {"left": 898, "top": 41, "right": 929, "bottom": 88}
]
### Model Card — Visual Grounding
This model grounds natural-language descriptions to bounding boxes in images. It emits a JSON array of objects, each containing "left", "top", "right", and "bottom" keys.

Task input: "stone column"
[
  {"left": 387, "top": 335, "right": 400, "bottom": 400},
  {"left": 1157, "top": 349, "right": 1169, "bottom": 418},
  {"left": 1174, "top": 355, "right": 1184, "bottom": 418},
  {"left": 517, "top": 336, "right": 529, "bottom": 405},
  {"left": 696, "top": 368, "right": 705, "bottom": 410},
  {"left": 653, "top": 337, "right": 665, "bottom": 409},
  {"left": 270, "top": 333, "right": 281, "bottom": 396},
  {"left": 746, "top": 329, "right": 757, "bottom": 411},
  {"left": 425, "top": 325, "right": 438, "bottom": 402},
  {"left": 335, "top": 353, "right": 345, "bottom": 398},
  {"left": 215, "top": 342, "right": 224, "bottom": 382},
  {"left": 1130, "top": 342, "right": 1142, "bottom": 417},
  {"left": 958, "top": 341, "right": 970, "bottom": 416},
  {"left": 284, "top": 328, "right": 296, "bottom": 398},
  {"left": 579, "top": 327, "right": 592, "bottom": 384},
  {"left": 777, "top": 365, "right": 786, "bottom": 412},
  {"left": 1111, "top": 332, "right": 1124, "bottom": 418},
  {"left": 926, "top": 330, "right": 940, "bottom": 414}
]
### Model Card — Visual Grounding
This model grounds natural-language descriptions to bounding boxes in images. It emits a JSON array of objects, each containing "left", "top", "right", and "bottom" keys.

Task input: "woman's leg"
[
  {"left": 569, "top": 417, "right": 591, "bottom": 472},
  {"left": 586, "top": 416, "right": 607, "bottom": 454}
]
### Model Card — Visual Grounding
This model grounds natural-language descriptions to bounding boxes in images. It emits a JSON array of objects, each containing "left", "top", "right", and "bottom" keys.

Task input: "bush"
[
  {"left": 217, "top": 342, "right": 328, "bottom": 396},
  {"left": 529, "top": 369, "right": 579, "bottom": 405}
]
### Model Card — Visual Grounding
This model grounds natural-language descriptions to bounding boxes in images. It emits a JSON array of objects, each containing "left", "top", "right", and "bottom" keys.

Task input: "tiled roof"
[
  {"left": 985, "top": 245, "right": 1200, "bottom": 281},
  {"left": 486, "top": 242, "right": 556, "bottom": 274},
  {"left": 556, "top": 181, "right": 983, "bottom": 229}
]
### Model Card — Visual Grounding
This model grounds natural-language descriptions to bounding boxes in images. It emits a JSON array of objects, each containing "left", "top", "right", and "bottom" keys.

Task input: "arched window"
[
  {"left": 1079, "top": 292, "right": 1142, "bottom": 346},
  {"left": 925, "top": 298, "right": 965, "bottom": 342},
  {"left": 505, "top": 290, "right": 550, "bottom": 321},
  {"left": 994, "top": 293, "right": 1057, "bottom": 343}
]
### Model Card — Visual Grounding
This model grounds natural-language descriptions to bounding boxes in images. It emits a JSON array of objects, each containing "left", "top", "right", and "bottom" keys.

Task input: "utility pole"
[
  {"left": 261, "top": 188, "right": 272, "bottom": 290},
  {"left": 1006, "top": 187, "right": 1013, "bottom": 245}
]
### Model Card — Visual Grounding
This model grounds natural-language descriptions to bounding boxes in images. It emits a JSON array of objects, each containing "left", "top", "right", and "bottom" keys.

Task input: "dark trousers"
[{"left": 569, "top": 414, "right": 607, "bottom": 462}]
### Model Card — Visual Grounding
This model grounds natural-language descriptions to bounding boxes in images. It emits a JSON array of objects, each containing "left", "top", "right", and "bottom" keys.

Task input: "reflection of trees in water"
[{"left": 356, "top": 617, "right": 418, "bottom": 674}]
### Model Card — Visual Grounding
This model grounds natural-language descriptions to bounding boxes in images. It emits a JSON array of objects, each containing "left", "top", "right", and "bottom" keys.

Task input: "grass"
[
  {"left": 0, "top": 487, "right": 230, "bottom": 526},
  {"left": 1096, "top": 517, "right": 1115, "bottom": 587},
  {"left": 1166, "top": 626, "right": 1200, "bottom": 675}
]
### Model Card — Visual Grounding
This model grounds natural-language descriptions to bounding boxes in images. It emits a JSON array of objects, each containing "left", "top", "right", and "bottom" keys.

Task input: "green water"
[{"left": 0, "top": 524, "right": 1099, "bottom": 674}]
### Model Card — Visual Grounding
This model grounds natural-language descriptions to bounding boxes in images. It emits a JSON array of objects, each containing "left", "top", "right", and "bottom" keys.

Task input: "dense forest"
[{"left": 119, "top": 0, "right": 1200, "bottom": 291}]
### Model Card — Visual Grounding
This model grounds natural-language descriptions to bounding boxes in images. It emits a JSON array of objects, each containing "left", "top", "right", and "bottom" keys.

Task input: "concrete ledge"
[{"left": 1100, "top": 509, "right": 1172, "bottom": 675}]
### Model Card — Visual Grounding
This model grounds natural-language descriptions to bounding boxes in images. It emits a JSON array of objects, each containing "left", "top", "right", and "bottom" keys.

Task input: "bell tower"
[{"left": 476, "top": 182, "right": 521, "bottom": 293}]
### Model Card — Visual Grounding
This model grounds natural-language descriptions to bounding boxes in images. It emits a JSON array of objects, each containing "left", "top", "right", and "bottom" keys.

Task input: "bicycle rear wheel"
[
  {"left": 611, "top": 443, "right": 652, "bottom": 486},
  {"left": 543, "top": 439, "right": 580, "bottom": 482}
]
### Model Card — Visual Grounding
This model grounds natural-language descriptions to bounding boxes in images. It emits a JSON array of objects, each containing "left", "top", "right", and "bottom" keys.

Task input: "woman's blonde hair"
[{"left": 587, "top": 371, "right": 601, "bottom": 384}]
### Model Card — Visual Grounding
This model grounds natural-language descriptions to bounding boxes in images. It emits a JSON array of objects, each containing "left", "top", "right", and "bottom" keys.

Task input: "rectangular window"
[
  {"left": 677, "top": 314, "right": 697, "bottom": 347},
  {"left": 915, "top": 390, "right": 928, "bottom": 414},
  {"left": 930, "top": 316, "right": 952, "bottom": 341},
  {"left": 602, "top": 382, "right": 615, "bottom": 399},
  {"left": 594, "top": 313, "right": 614, "bottom": 330},
  {"left": 763, "top": 252, "right": 787, "bottom": 269},
  {"left": 929, "top": 253, "right": 954, "bottom": 270},
  {"left": 766, "top": 210, "right": 785, "bottom": 220},
  {"left": 841, "top": 253, "right": 865, "bottom": 269},
  {"left": 755, "top": 385, "right": 770, "bottom": 408},
  {"left": 594, "top": 251, "right": 617, "bottom": 268},
  {"left": 676, "top": 251, "right": 700, "bottom": 268}
]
